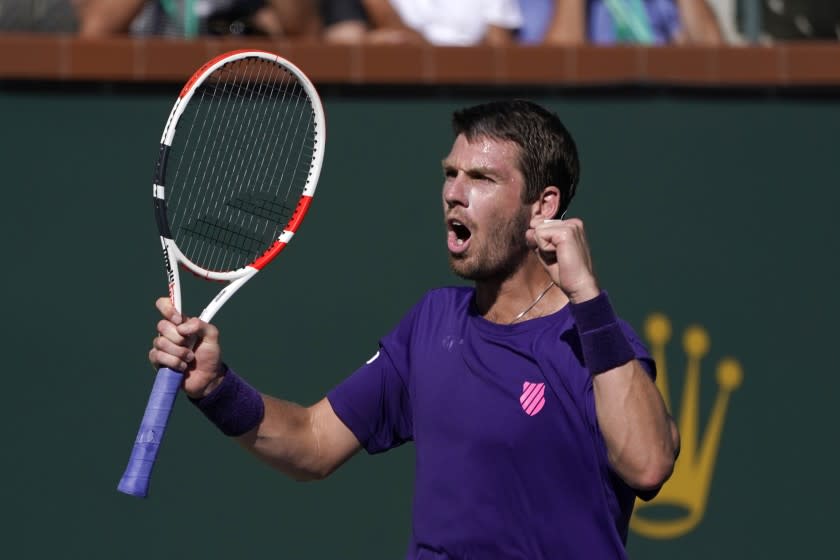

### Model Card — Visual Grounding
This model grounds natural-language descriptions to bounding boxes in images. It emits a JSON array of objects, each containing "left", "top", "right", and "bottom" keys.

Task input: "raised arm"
[
  {"left": 530, "top": 217, "right": 679, "bottom": 491},
  {"left": 150, "top": 297, "right": 361, "bottom": 482}
]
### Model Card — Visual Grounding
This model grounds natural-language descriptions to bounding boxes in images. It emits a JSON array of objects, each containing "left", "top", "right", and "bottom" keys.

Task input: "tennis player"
[{"left": 151, "top": 99, "right": 679, "bottom": 558}]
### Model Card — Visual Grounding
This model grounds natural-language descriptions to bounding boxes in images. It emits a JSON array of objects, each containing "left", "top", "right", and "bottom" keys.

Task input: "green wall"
[{"left": 3, "top": 86, "right": 838, "bottom": 558}]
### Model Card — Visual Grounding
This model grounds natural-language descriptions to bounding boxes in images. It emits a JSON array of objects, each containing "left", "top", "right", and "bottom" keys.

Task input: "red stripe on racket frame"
[
  {"left": 251, "top": 195, "right": 314, "bottom": 270},
  {"left": 178, "top": 49, "right": 277, "bottom": 99}
]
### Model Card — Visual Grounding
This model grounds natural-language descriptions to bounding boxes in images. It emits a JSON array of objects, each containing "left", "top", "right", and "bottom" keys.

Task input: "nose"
[{"left": 443, "top": 172, "right": 468, "bottom": 209}]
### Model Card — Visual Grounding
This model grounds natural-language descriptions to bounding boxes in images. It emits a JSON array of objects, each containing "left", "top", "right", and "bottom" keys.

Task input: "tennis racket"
[{"left": 117, "top": 49, "right": 326, "bottom": 498}]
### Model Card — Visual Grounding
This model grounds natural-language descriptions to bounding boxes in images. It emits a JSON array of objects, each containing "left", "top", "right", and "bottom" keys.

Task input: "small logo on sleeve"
[{"left": 520, "top": 382, "right": 546, "bottom": 416}]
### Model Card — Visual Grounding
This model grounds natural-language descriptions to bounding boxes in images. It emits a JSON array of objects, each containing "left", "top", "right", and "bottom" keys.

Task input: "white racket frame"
[{"left": 152, "top": 50, "right": 326, "bottom": 323}]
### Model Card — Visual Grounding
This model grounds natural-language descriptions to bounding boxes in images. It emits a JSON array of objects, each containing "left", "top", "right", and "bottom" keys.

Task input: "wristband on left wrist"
[{"left": 569, "top": 291, "right": 635, "bottom": 375}]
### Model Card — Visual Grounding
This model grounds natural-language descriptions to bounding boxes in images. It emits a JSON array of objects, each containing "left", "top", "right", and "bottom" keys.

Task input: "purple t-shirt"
[{"left": 328, "top": 287, "right": 654, "bottom": 559}]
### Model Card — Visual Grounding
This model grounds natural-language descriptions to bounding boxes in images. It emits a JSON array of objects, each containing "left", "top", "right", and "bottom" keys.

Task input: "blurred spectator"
[
  {"left": 702, "top": 0, "right": 743, "bottom": 43},
  {"left": 362, "top": 0, "right": 523, "bottom": 46},
  {"left": 755, "top": 0, "right": 840, "bottom": 41},
  {"left": 519, "top": 0, "right": 722, "bottom": 45},
  {"left": 320, "top": 0, "right": 368, "bottom": 44},
  {"left": 212, "top": 0, "right": 319, "bottom": 37},
  {"left": 0, "top": 0, "right": 78, "bottom": 32},
  {"left": 75, "top": 0, "right": 319, "bottom": 38}
]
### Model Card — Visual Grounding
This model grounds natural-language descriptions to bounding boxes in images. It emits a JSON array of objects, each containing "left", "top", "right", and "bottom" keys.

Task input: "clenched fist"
[{"left": 526, "top": 218, "right": 600, "bottom": 304}]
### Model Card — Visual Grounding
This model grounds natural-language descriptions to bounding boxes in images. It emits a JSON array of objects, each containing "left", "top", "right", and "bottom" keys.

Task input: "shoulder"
[
  {"left": 411, "top": 285, "right": 473, "bottom": 317},
  {"left": 421, "top": 285, "right": 474, "bottom": 306},
  {"left": 389, "top": 286, "right": 473, "bottom": 332},
  {"left": 617, "top": 317, "right": 656, "bottom": 378}
]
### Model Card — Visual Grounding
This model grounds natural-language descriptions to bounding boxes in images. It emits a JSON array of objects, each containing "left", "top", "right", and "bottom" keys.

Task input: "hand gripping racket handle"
[{"left": 117, "top": 367, "right": 183, "bottom": 497}]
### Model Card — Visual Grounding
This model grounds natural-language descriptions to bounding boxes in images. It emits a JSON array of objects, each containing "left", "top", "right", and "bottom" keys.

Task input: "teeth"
[{"left": 456, "top": 238, "right": 464, "bottom": 246}]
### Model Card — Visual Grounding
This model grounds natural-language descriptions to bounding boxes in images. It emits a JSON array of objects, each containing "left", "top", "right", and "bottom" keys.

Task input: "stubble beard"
[{"left": 448, "top": 209, "right": 530, "bottom": 282}]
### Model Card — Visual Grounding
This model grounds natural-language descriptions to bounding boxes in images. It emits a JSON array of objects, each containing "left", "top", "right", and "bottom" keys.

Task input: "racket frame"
[
  {"left": 154, "top": 49, "right": 324, "bottom": 324},
  {"left": 118, "top": 49, "right": 325, "bottom": 498}
]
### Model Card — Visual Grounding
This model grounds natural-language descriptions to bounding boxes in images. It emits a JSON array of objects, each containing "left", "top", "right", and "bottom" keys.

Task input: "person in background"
[
  {"left": 0, "top": 0, "right": 78, "bottom": 32},
  {"left": 518, "top": 0, "right": 722, "bottom": 45},
  {"left": 361, "top": 0, "right": 523, "bottom": 46},
  {"left": 319, "top": 0, "right": 369, "bottom": 44},
  {"left": 74, "top": 0, "right": 319, "bottom": 38}
]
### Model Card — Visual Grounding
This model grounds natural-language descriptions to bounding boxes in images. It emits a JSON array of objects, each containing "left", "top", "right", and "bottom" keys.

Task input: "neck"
[{"left": 475, "top": 255, "right": 568, "bottom": 324}]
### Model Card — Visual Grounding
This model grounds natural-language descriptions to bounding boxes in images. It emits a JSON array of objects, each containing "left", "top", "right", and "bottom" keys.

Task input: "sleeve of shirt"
[
  {"left": 326, "top": 304, "right": 418, "bottom": 455},
  {"left": 484, "top": 0, "right": 524, "bottom": 29},
  {"left": 620, "top": 319, "right": 656, "bottom": 381}
]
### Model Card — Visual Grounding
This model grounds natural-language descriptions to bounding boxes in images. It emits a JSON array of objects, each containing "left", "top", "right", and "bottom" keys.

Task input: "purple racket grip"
[{"left": 117, "top": 367, "right": 182, "bottom": 497}]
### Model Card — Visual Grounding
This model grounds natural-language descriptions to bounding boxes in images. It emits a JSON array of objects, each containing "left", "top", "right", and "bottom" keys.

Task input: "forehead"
[{"left": 443, "top": 134, "right": 522, "bottom": 173}]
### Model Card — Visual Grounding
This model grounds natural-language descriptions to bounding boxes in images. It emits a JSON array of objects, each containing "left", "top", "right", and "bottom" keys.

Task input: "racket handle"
[{"left": 117, "top": 367, "right": 183, "bottom": 497}]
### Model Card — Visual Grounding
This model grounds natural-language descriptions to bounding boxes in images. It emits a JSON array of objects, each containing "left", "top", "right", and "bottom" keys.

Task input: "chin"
[
  {"left": 448, "top": 255, "right": 476, "bottom": 280},
  {"left": 449, "top": 249, "right": 527, "bottom": 282},
  {"left": 448, "top": 253, "right": 487, "bottom": 280},
  {"left": 448, "top": 253, "right": 520, "bottom": 282}
]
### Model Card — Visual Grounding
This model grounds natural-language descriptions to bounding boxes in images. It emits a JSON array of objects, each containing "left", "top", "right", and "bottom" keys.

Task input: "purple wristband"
[
  {"left": 569, "top": 291, "right": 635, "bottom": 375},
  {"left": 189, "top": 368, "right": 265, "bottom": 437}
]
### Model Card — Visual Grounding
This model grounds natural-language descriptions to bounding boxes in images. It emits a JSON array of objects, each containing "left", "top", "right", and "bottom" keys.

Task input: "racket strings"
[
  {"left": 222, "top": 62, "right": 304, "bottom": 270},
  {"left": 242, "top": 80, "right": 313, "bottom": 267},
  {"left": 165, "top": 57, "right": 318, "bottom": 272},
  {"left": 194, "top": 59, "right": 276, "bottom": 269},
  {"left": 171, "top": 65, "right": 253, "bottom": 254},
  {"left": 172, "top": 59, "right": 285, "bottom": 266}
]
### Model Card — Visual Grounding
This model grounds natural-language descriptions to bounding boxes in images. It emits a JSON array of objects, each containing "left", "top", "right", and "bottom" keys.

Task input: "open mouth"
[{"left": 447, "top": 219, "right": 472, "bottom": 253}]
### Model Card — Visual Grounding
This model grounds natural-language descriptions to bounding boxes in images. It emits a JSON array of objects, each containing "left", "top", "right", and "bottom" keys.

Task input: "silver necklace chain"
[{"left": 509, "top": 281, "right": 555, "bottom": 324}]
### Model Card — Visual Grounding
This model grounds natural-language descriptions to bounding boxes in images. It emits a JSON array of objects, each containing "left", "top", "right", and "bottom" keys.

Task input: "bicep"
[{"left": 309, "top": 397, "right": 362, "bottom": 477}]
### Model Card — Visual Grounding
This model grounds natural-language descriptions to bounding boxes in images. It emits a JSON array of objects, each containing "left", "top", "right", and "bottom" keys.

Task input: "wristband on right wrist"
[{"left": 189, "top": 367, "right": 265, "bottom": 437}]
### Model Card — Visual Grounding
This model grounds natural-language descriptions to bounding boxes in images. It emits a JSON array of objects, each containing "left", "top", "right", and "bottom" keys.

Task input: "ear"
[{"left": 530, "top": 186, "right": 561, "bottom": 221}]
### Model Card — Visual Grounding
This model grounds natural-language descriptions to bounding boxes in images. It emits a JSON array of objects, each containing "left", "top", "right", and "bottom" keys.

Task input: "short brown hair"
[{"left": 452, "top": 100, "right": 580, "bottom": 218}]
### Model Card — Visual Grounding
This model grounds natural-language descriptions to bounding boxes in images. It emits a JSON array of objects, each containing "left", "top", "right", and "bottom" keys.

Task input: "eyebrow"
[{"left": 441, "top": 161, "right": 502, "bottom": 178}]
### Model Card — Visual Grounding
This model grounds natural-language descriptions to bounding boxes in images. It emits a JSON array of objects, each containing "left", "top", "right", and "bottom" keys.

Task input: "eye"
[
  {"left": 443, "top": 167, "right": 458, "bottom": 179},
  {"left": 467, "top": 170, "right": 493, "bottom": 182}
]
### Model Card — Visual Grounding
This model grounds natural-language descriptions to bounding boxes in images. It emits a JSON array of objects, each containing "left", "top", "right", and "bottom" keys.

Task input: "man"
[{"left": 151, "top": 100, "right": 679, "bottom": 558}]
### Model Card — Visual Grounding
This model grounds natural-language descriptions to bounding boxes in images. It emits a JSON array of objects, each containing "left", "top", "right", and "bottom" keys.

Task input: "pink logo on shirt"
[{"left": 520, "top": 382, "right": 546, "bottom": 416}]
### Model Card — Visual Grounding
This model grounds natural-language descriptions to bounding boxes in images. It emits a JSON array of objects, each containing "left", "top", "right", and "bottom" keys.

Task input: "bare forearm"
[
  {"left": 362, "top": 0, "right": 408, "bottom": 29},
  {"left": 265, "top": 0, "right": 319, "bottom": 36},
  {"left": 593, "top": 360, "right": 678, "bottom": 490},
  {"left": 675, "top": 0, "right": 723, "bottom": 45},
  {"left": 236, "top": 396, "right": 359, "bottom": 482},
  {"left": 75, "top": 0, "right": 147, "bottom": 36},
  {"left": 544, "top": 0, "right": 586, "bottom": 45}
]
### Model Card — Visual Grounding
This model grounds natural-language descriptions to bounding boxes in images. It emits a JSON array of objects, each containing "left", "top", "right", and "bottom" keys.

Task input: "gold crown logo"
[{"left": 630, "top": 313, "right": 743, "bottom": 539}]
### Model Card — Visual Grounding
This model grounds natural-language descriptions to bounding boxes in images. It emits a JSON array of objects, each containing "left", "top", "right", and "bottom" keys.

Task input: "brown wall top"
[{"left": 2, "top": 33, "right": 839, "bottom": 87}]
